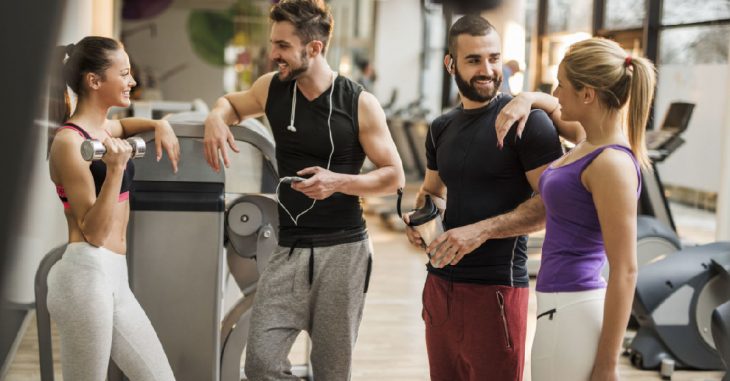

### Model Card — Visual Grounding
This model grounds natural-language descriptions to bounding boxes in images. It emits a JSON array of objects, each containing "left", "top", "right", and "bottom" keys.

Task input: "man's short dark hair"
[
  {"left": 270, "top": 0, "right": 334, "bottom": 54},
  {"left": 448, "top": 15, "right": 496, "bottom": 56}
]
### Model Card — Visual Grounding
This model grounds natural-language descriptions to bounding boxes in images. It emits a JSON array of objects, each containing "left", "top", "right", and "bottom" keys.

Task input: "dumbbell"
[{"left": 80, "top": 137, "right": 146, "bottom": 161}]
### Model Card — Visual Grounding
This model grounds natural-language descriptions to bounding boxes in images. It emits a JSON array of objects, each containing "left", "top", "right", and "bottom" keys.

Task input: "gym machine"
[
  {"left": 630, "top": 243, "right": 730, "bottom": 372},
  {"left": 712, "top": 300, "right": 730, "bottom": 381},
  {"left": 628, "top": 102, "right": 730, "bottom": 377}
]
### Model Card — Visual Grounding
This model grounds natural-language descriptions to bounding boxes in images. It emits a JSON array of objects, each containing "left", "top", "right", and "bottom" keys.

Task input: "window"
[
  {"left": 605, "top": 0, "right": 645, "bottom": 29},
  {"left": 547, "top": 0, "right": 592, "bottom": 33},
  {"left": 660, "top": 24, "right": 730, "bottom": 64},
  {"left": 662, "top": 0, "right": 730, "bottom": 25}
]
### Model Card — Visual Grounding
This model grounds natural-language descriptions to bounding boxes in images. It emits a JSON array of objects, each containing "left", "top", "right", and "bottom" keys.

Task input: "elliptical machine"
[
  {"left": 628, "top": 102, "right": 730, "bottom": 376},
  {"left": 713, "top": 300, "right": 730, "bottom": 381},
  {"left": 630, "top": 243, "right": 730, "bottom": 371}
]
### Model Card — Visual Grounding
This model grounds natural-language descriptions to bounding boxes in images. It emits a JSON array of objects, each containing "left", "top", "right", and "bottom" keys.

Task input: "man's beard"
[
  {"left": 454, "top": 65, "right": 502, "bottom": 103},
  {"left": 275, "top": 49, "right": 309, "bottom": 82}
]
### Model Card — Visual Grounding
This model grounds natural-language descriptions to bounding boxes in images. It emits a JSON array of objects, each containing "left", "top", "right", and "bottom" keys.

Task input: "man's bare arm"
[
  {"left": 203, "top": 72, "right": 274, "bottom": 171},
  {"left": 292, "top": 91, "right": 405, "bottom": 199},
  {"left": 427, "top": 163, "right": 548, "bottom": 267},
  {"left": 415, "top": 169, "right": 447, "bottom": 209},
  {"left": 342, "top": 91, "right": 405, "bottom": 196},
  {"left": 474, "top": 194, "right": 545, "bottom": 240}
]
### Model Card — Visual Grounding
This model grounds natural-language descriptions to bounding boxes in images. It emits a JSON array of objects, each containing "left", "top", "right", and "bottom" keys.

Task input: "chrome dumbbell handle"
[{"left": 80, "top": 137, "right": 147, "bottom": 161}]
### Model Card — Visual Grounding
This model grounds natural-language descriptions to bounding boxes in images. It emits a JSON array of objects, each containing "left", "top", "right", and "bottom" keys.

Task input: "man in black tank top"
[
  {"left": 203, "top": 1, "right": 404, "bottom": 379},
  {"left": 403, "top": 15, "right": 563, "bottom": 381}
]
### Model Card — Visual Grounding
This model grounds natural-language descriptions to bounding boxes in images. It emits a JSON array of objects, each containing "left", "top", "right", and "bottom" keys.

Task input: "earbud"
[{"left": 288, "top": 80, "right": 298, "bottom": 132}]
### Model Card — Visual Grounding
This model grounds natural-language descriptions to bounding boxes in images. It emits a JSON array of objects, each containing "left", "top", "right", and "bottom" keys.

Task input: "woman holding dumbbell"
[{"left": 47, "top": 36, "right": 178, "bottom": 380}]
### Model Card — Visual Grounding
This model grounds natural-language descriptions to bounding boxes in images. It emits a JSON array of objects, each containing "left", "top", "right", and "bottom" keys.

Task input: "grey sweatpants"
[
  {"left": 47, "top": 242, "right": 175, "bottom": 381},
  {"left": 245, "top": 238, "right": 373, "bottom": 381}
]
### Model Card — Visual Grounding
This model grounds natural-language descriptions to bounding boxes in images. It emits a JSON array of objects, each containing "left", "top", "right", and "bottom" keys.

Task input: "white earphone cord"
[
  {"left": 276, "top": 71, "right": 338, "bottom": 226},
  {"left": 288, "top": 80, "right": 298, "bottom": 132}
]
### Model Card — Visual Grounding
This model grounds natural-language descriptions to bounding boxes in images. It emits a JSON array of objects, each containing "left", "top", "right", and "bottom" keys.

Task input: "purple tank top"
[{"left": 536, "top": 144, "right": 641, "bottom": 292}]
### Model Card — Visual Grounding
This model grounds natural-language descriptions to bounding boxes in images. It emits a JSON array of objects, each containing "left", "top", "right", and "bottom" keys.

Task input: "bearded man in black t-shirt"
[{"left": 404, "top": 15, "right": 563, "bottom": 381}]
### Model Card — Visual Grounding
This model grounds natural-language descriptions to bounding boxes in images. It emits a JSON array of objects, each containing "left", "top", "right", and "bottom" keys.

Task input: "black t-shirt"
[
  {"left": 426, "top": 94, "right": 563, "bottom": 286},
  {"left": 266, "top": 73, "right": 367, "bottom": 244}
]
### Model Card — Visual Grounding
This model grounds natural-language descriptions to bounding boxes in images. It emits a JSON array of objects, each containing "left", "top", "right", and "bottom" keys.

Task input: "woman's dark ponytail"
[
  {"left": 47, "top": 37, "right": 121, "bottom": 149},
  {"left": 48, "top": 45, "right": 72, "bottom": 128}
]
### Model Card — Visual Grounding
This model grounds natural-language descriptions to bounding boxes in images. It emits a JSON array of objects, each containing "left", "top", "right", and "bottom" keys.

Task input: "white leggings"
[
  {"left": 531, "top": 288, "right": 606, "bottom": 381},
  {"left": 47, "top": 242, "right": 175, "bottom": 381}
]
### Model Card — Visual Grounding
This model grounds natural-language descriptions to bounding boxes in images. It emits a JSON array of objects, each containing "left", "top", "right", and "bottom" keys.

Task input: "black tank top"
[{"left": 266, "top": 73, "right": 366, "bottom": 243}]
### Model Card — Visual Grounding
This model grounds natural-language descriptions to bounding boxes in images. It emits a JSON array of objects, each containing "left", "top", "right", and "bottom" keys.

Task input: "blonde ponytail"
[
  {"left": 562, "top": 37, "right": 657, "bottom": 169},
  {"left": 625, "top": 56, "right": 656, "bottom": 169}
]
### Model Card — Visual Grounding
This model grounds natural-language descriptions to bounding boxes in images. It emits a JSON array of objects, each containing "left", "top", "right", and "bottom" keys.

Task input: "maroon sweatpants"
[{"left": 422, "top": 273, "right": 529, "bottom": 381}]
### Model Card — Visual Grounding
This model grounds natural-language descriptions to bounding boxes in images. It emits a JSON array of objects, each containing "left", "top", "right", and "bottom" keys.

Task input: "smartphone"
[{"left": 281, "top": 176, "right": 307, "bottom": 184}]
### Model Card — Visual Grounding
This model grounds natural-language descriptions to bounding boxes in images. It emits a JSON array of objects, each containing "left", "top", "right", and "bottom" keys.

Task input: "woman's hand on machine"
[
  {"left": 203, "top": 113, "right": 240, "bottom": 172},
  {"left": 154, "top": 120, "right": 181, "bottom": 173},
  {"left": 101, "top": 137, "right": 133, "bottom": 169},
  {"left": 290, "top": 166, "right": 344, "bottom": 200},
  {"left": 427, "top": 224, "right": 484, "bottom": 268},
  {"left": 495, "top": 92, "right": 534, "bottom": 148}
]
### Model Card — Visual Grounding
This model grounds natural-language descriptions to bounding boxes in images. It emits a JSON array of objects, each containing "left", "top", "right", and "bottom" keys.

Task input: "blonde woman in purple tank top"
[{"left": 494, "top": 38, "right": 657, "bottom": 381}]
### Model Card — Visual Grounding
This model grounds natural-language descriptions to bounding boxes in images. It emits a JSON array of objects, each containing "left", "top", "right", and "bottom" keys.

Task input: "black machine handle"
[{"left": 710, "top": 259, "right": 730, "bottom": 281}]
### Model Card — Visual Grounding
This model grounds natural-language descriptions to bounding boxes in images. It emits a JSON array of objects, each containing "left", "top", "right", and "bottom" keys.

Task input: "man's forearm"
[
  {"left": 211, "top": 96, "right": 242, "bottom": 126},
  {"left": 339, "top": 165, "right": 404, "bottom": 197},
  {"left": 475, "top": 195, "right": 546, "bottom": 240}
]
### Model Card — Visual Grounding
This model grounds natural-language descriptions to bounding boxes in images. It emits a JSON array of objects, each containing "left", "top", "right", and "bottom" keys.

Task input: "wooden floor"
[{"left": 4, "top": 204, "right": 726, "bottom": 380}]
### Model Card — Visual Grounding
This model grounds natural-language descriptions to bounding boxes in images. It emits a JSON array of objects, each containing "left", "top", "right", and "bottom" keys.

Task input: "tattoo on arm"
[{"left": 482, "top": 196, "right": 546, "bottom": 239}]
